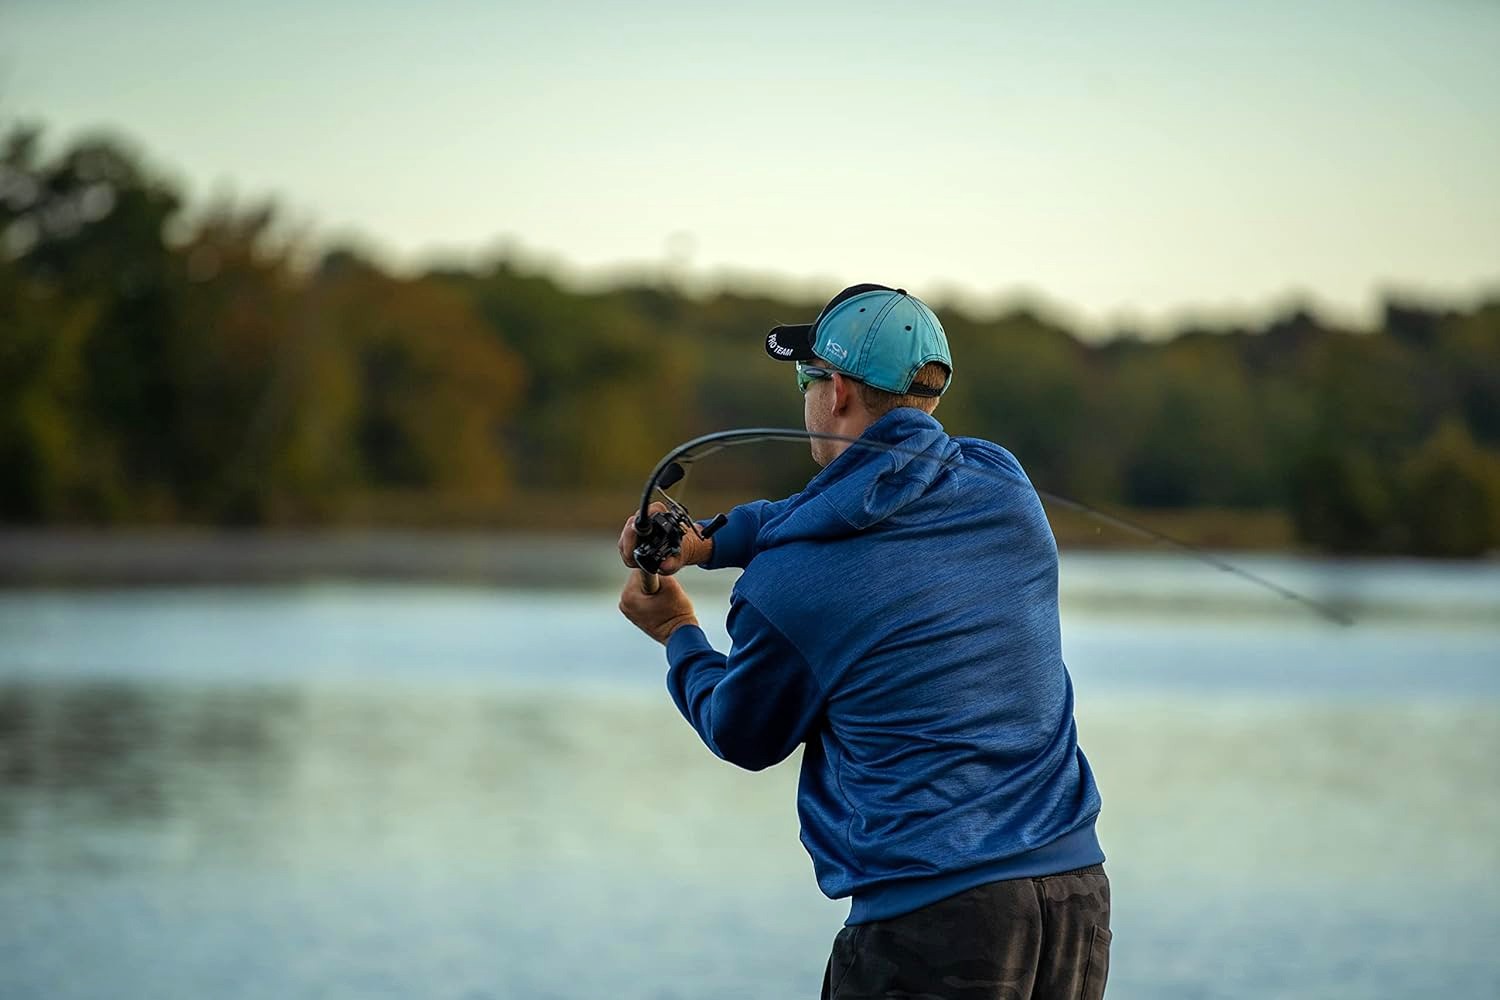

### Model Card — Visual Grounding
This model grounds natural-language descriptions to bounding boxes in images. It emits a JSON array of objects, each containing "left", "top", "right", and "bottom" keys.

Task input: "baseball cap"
[{"left": 764, "top": 283, "right": 952, "bottom": 396}]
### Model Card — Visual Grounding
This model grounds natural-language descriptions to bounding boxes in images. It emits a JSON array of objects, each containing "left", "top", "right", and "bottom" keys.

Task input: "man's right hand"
[{"left": 618, "top": 502, "right": 713, "bottom": 575}]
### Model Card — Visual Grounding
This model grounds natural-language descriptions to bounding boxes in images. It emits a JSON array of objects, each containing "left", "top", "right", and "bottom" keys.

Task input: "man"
[{"left": 618, "top": 284, "right": 1110, "bottom": 999}]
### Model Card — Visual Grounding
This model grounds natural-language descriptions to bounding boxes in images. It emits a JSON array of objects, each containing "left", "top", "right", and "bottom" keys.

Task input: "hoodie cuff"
[
  {"left": 700, "top": 508, "right": 757, "bottom": 570},
  {"left": 665, "top": 622, "right": 714, "bottom": 665}
]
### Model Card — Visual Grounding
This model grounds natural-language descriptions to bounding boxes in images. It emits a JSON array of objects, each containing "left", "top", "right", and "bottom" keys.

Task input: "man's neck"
[{"left": 822, "top": 413, "right": 877, "bottom": 465}]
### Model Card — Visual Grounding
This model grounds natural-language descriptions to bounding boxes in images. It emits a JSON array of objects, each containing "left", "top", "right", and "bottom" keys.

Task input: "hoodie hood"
[{"left": 757, "top": 409, "right": 961, "bottom": 547}]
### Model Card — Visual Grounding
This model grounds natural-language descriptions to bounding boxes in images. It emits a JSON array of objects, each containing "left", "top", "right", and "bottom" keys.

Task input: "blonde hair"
[{"left": 853, "top": 361, "right": 950, "bottom": 416}]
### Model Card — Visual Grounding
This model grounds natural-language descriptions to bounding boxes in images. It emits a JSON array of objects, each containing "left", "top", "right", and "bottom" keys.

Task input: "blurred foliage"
[{"left": 2, "top": 127, "right": 1499, "bottom": 556}]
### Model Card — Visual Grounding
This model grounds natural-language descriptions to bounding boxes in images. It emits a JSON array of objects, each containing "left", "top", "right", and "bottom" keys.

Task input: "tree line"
[{"left": 2, "top": 127, "right": 1498, "bottom": 556}]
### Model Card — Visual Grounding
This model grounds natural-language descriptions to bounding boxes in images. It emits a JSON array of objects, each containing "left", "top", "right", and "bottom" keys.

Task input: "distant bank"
[
  {"left": 0, "top": 508, "right": 1296, "bottom": 589},
  {"left": 0, "top": 531, "right": 620, "bottom": 589}
]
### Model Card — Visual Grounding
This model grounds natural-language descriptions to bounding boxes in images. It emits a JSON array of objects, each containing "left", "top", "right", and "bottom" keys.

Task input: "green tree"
[
  {"left": 1288, "top": 447, "right": 1397, "bottom": 553},
  {"left": 1396, "top": 420, "right": 1500, "bottom": 558},
  {"left": 314, "top": 254, "right": 525, "bottom": 499}
]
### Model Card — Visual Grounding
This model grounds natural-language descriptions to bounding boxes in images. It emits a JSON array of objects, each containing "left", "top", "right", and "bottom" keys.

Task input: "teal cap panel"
[{"left": 811, "top": 290, "right": 952, "bottom": 395}]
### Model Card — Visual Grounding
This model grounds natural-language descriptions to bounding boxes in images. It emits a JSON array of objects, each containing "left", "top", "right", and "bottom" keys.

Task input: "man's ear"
[{"left": 831, "top": 372, "right": 854, "bottom": 416}]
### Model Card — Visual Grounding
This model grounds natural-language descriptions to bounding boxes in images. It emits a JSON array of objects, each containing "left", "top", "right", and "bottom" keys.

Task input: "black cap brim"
[{"left": 765, "top": 324, "right": 817, "bottom": 361}]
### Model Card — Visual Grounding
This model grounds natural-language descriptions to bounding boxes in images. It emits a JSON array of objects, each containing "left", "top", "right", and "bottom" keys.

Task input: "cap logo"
[
  {"left": 767, "top": 333, "right": 795, "bottom": 358},
  {"left": 824, "top": 342, "right": 849, "bottom": 362}
]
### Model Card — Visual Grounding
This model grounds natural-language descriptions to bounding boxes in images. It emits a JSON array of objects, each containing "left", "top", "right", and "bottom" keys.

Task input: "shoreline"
[
  {"left": 0, "top": 509, "right": 1294, "bottom": 588},
  {"left": 0, "top": 530, "right": 623, "bottom": 589},
  {"left": 3, "top": 529, "right": 1496, "bottom": 625}
]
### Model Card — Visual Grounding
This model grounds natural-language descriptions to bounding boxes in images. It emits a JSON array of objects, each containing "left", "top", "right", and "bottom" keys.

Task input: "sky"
[{"left": 3, "top": 0, "right": 1498, "bottom": 332}]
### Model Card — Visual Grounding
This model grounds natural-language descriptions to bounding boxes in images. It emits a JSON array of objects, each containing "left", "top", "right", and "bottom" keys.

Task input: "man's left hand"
[{"left": 619, "top": 571, "right": 699, "bottom": 645}]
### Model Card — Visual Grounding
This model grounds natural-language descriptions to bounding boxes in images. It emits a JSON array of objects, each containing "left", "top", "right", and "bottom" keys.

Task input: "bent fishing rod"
[{"left": 630, "top": 427, "right": 1353, "bottom": 626}]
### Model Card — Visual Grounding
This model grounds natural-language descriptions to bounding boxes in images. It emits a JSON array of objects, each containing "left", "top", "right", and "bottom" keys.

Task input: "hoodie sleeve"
[
  {"left": 664, "top": 594, "right": 824, "bottom": 772},
  {"left": 698, "top": 496, "right": 798, "bottom": 570}
]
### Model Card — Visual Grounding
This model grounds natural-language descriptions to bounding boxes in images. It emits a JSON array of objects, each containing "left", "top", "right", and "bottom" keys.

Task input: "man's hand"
[
  {"left": 617, "top": 502, "right": 712, "bottom": 575},
  {"left": 619, "top": 571, "right": 699, "bottom": 645}
]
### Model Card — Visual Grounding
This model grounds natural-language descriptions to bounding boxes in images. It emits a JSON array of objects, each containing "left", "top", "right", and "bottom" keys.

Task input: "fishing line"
[{"left": 636, "top": 427, "right": 1354, "bottom": 626}]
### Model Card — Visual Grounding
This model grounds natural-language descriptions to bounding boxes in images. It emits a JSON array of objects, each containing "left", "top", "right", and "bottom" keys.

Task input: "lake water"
[{"left": 1, "top": 552, "right": 1497, "bottom": 999}]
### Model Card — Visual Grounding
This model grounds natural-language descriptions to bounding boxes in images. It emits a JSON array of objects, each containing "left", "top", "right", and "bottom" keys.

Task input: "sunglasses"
[{"left": 796, "top": 363, "right": 838, "bottom": 394}]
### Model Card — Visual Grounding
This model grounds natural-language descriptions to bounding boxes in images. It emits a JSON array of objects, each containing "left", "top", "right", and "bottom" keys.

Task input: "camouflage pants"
[{"left": 821, "top": 865, "right": 1111, "bottom": 1000}]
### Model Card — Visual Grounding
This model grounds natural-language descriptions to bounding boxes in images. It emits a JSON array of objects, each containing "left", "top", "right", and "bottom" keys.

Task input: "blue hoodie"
[{"left": 664, "top": 408, "right": 1103, "bottom": 925}]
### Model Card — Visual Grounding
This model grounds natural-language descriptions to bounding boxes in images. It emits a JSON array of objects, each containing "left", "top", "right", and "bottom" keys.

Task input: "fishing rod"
[{"left": 631, "top": 427, "right": 1354, "bottom": 626}]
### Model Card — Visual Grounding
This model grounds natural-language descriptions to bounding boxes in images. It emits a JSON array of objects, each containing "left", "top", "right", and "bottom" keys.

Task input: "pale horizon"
[{"left": 4, "top": 0, "right": 1498, "bottom": 334}]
